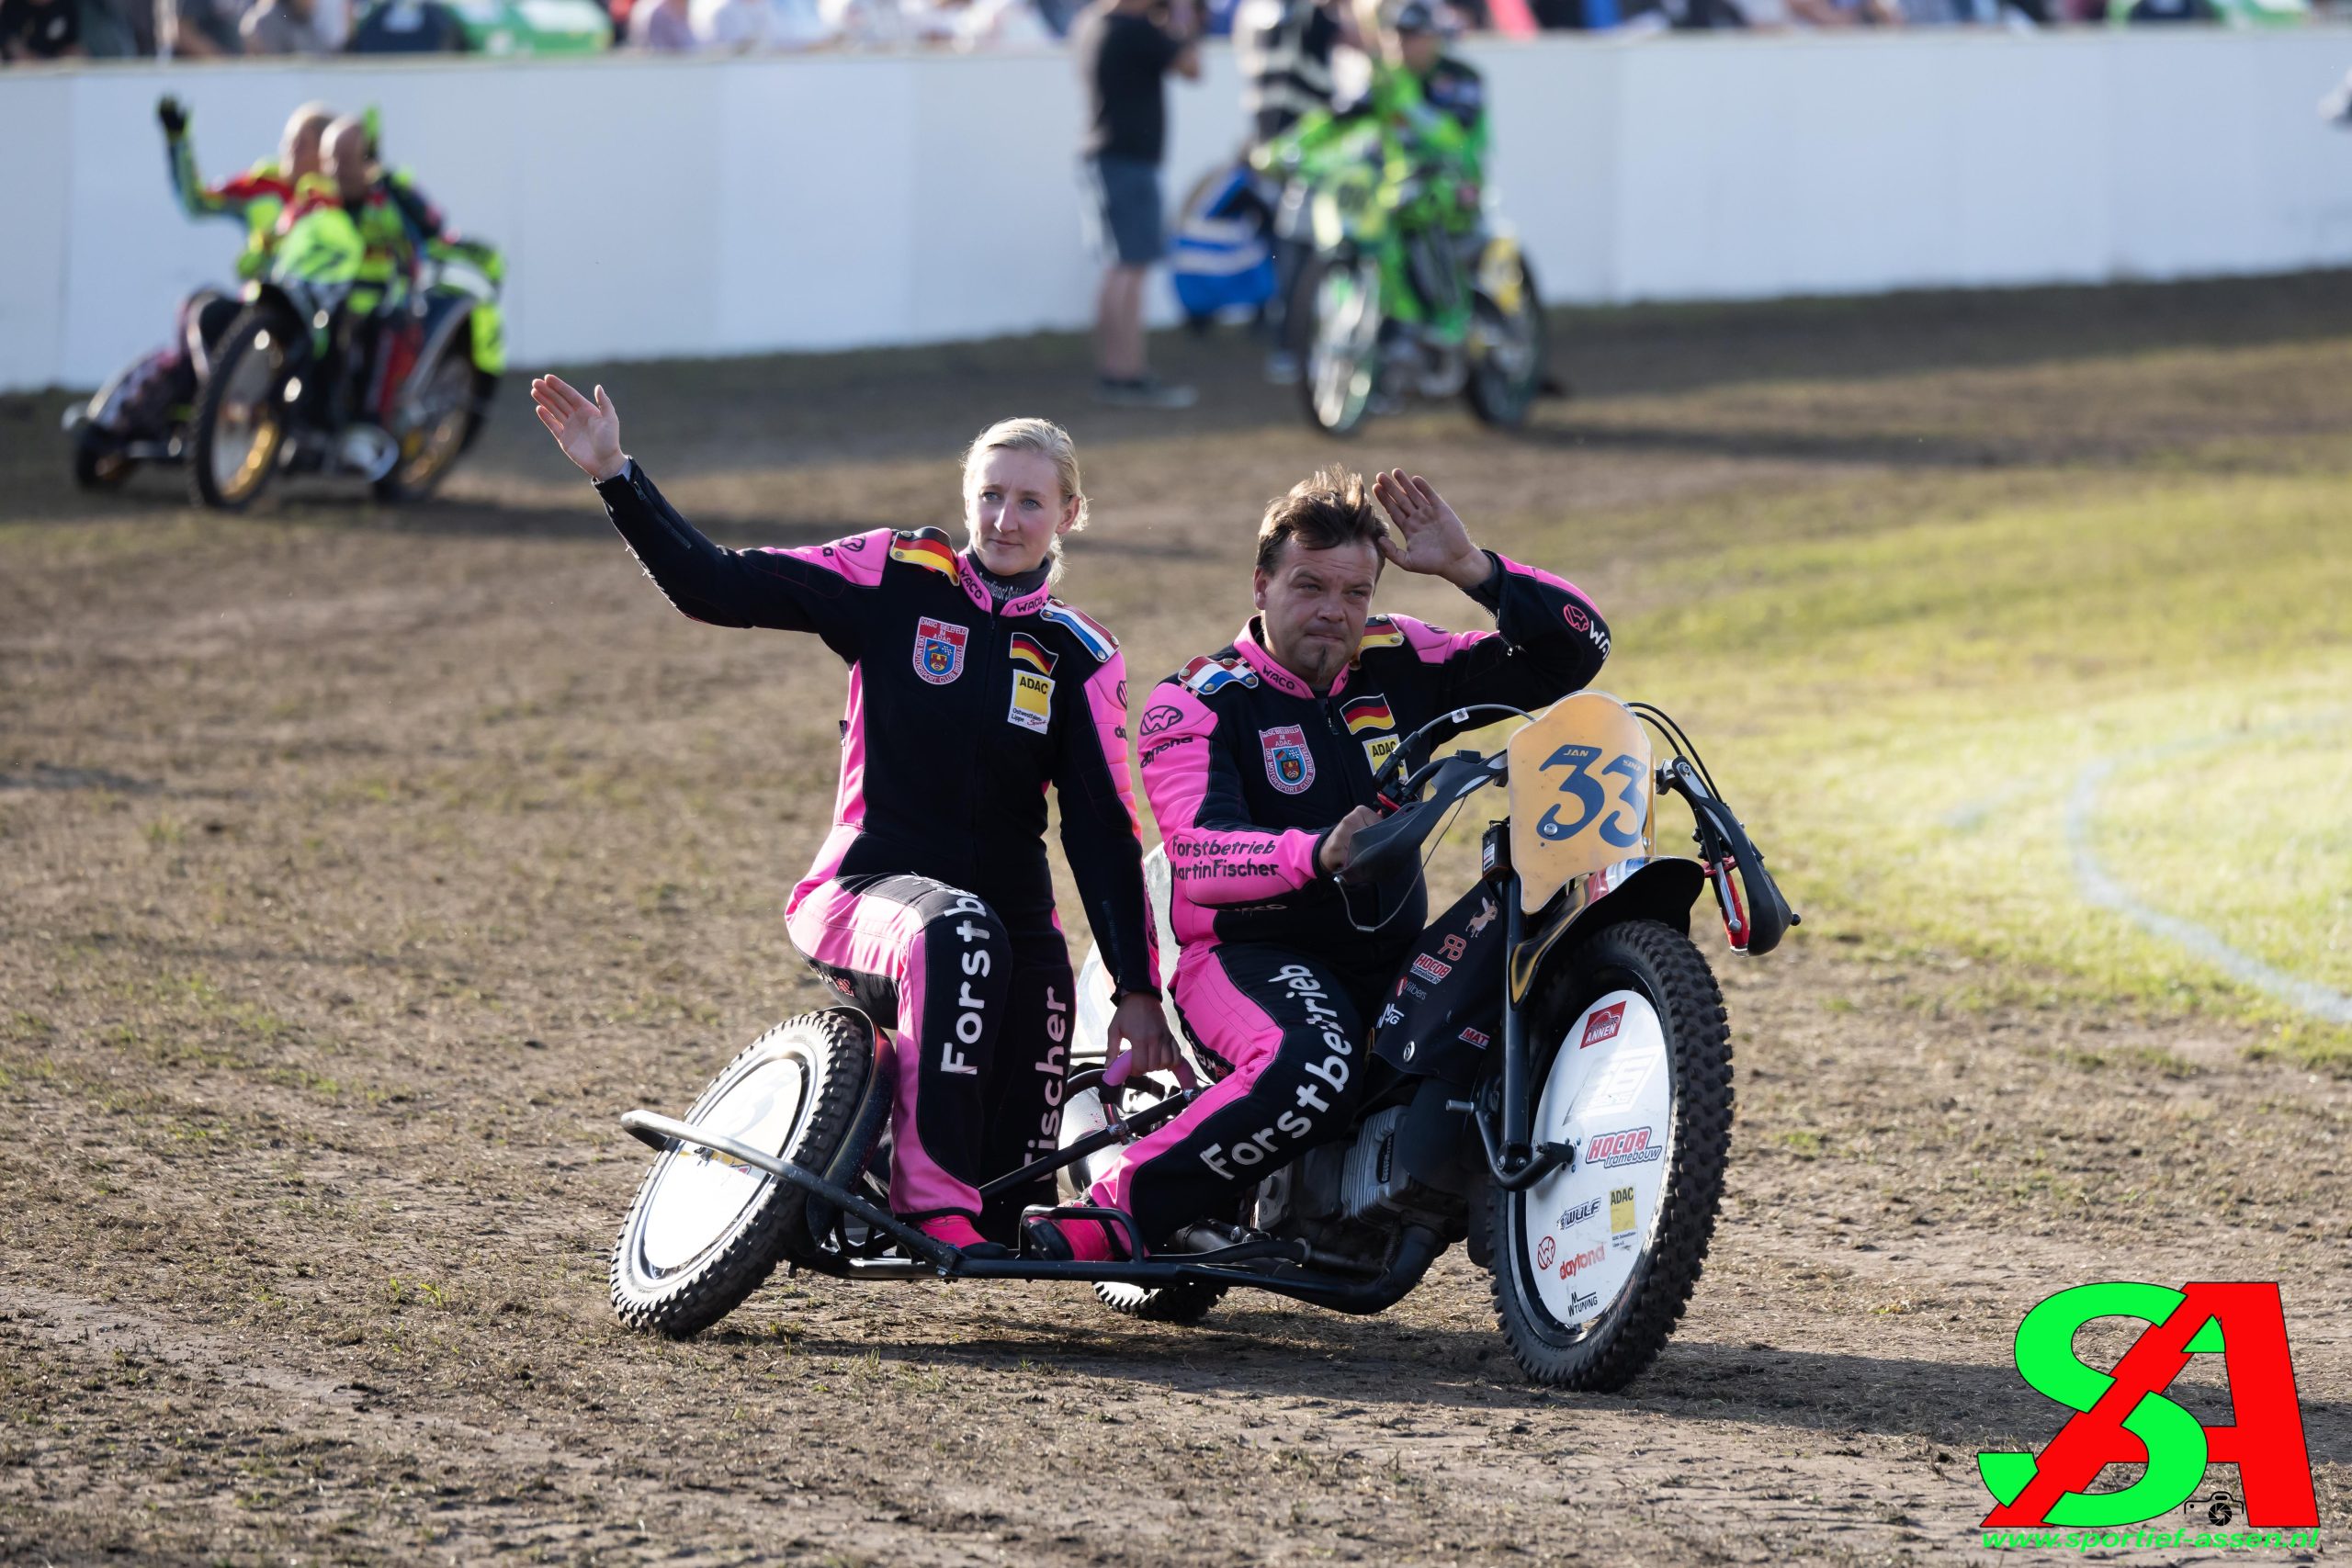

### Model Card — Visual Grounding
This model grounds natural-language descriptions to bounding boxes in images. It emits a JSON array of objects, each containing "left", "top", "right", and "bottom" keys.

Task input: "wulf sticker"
[
  {"left": 1260, "top": 725, "right": 1315, "bottom": 795},
  {"left": 913, "top": 618, "right": 968, "bottom": 685},
  {"left": 1580, "top": 1000, "right": 1627, "bottom": 1050}
]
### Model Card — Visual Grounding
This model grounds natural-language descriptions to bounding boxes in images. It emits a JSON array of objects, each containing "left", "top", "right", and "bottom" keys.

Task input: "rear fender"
[{"left": 1507, "top": 856, "right": 1704, "bottom": 1006}]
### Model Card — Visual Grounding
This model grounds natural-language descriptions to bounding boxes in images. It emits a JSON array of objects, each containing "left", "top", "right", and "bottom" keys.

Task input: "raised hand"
[
  {"left": 1372, "top": 468, "right": 1487, "bottom": 589},
  {"left": 157, "top": 96, "right": 189, "bottom": 141},
  {"left": 530, "top": 374, "right": 626, "bottom": 483}
]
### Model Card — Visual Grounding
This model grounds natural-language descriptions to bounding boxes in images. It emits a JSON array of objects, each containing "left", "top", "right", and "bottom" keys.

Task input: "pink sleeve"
[
  {"left": 1138, "top": 683, "right": 1323, "bottom": 906},
  {"left": 747, "top": 526, "right": 893, "bottom": 588}
]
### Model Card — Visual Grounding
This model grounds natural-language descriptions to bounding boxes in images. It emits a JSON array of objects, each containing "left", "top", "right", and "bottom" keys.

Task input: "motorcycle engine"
[{"left": 1256, "top": 1091, "right": 1467, "bottom": 1257}]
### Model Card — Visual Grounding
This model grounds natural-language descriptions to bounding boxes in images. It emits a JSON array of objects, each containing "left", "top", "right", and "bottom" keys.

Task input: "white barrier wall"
[{"left": 6, "top": 29, "right": 2352, "bottom": 393}]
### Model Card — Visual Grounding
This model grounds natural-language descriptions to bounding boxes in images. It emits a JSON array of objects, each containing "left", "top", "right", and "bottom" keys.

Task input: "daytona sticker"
[
  {"left": 1261, "top": 725, "right": 1315, "bottom": 795},
  {"left": 913, "top": 618, "right": 968, "bottom": 685}
]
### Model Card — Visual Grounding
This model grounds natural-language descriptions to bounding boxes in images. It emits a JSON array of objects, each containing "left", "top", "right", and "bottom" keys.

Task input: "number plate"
[{"left": 1507, "top": 692, "right": 1654, "bottom": 913}]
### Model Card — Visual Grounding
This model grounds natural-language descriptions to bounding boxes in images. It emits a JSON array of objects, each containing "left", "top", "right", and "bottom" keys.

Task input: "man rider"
[
  {"left": 1366, "top": 0, "right": 1487, "bottom": 347},
  {"left": 1027, "top": 468, "right": 1610, "bottom": 1259},
  {"left": 99, "top": 99, "right": 332, "bottom": 440},
  {"left": 300, "top": 116, "right": 500, "bottom": 435}
]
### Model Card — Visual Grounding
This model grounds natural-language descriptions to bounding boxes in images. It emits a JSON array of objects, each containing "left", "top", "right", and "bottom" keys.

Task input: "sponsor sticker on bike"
[
  {"left": 1535, "top": 1235, "right": 1555, "bottom": 1270},
  {"left": 1556, "top": 1196, "right": 1601, "bottom": 1234},
  {"left": 1007, "top": 670, "right": 1053, "bottom": 735},
  {"left": 1585, "top": 1125, "right": 1659, "bottom": 1168},
  {"left": 1409, "top": 953, "right": 1452, "bottom": 986},
  {"left": 1261, "top": 725, "right": 1315, "bottom": 794},
  {"left": 1610, "top": 1184, "right": 1636, "bottom": 1250},
  {"left": 913, "top": 617, "right": 968, "bottom": 685},
  {"left": 1581, "top": 1000, "right": 1626, "bottom": 1049},
  {"left": 1556, "top": 1243, "right": 1604, "bottom": 1281}
]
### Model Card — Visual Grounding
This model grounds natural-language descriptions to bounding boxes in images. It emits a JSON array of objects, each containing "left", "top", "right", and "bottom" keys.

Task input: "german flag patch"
[
  {"left": 1354, "top": 615, "right": 1406, "bottom": 657},
  {"left": 1340, "top": 694, "right": 1395, "bottom": 735},
  {"left": 888, "top": 532, "right": 959, "bottom": 579},
  {"left": 1008, "top": 631, "right": 1057, "bottom": 676}
]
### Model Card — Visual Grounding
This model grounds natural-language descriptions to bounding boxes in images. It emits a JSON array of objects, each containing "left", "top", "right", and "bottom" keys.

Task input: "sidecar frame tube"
[{"left": 621, "top": 1110, "right": 1442, "bottom": 1314}]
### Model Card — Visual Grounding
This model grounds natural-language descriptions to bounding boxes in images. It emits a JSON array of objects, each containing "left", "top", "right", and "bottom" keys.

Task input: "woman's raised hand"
[{"left": 531, "top": 374, "right": 626, "bottom": 483}]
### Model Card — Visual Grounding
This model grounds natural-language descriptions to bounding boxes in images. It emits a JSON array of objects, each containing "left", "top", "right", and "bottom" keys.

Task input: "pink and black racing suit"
[
  {"left": 595, "top": 461, "right": 1159, "bottom": 1240},
  {"left": 1091, "top": 553, "right": 1609, "bottom": 1247}
]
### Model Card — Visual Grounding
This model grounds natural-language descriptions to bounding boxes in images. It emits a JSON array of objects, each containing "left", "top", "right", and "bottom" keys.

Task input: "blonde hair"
[{"left": 961, "top": 418, "right": 1089, "bottom": 577}]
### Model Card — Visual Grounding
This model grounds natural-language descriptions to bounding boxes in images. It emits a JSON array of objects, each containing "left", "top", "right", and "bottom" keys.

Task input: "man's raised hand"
[
  {"left": 1372, "top": 468, "right": 1487, "bottom": 590},
  {"left": 531, "top": 375, "right": 626, "bottom": 483}
]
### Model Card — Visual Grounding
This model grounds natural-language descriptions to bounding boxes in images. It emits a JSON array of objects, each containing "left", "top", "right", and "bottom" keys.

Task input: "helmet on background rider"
[
  {"left": 279, "top": 102, "right": 334, "bottom": 185},
  {"left": 1390, "top": 0, "right": 1442, "bottom": 73}
]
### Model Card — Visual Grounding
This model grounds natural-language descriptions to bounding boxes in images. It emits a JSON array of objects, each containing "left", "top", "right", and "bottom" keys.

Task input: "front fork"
[{"left": 1477, "top": 836, "right": 1574, "bottom": 1192}]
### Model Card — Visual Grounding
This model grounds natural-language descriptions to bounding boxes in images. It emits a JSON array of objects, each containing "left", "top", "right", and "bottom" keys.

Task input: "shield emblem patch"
[
  {"left": 1260, "top": 725, "right": 1315, "bottom": 795},
  {"left": 913, "top": 617, "right": 969, "bottom": 685}
]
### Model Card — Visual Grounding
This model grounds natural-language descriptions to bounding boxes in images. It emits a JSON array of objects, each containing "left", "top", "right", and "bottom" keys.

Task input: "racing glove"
[{"left": 157, "top": 96, "right": 189, "bottom": 141}]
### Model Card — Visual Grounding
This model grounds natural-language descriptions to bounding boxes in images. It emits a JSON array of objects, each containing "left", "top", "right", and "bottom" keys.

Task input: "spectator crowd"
[{"left": 0, "top": 0, "right": 2298, "bottom": 64}]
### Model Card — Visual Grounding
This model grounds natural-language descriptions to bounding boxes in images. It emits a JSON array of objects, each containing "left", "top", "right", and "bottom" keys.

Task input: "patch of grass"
[{"left": 1596, "top": 463, "right": 2352, "bottom": 1071}]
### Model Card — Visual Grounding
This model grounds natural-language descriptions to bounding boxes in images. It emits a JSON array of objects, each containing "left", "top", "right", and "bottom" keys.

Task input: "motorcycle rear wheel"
[
  {"left": 1489, "top": 918, "right": 1731, "bottom": 1390},
  {"left": 188, "top": 310, "right": 292, "bottom": 512},
  {"left": 610, "top": 1009, "right": 881, "bottom": 1338},
  {"left": 1464, "top": 256, "right": 1546, "bottom": 430},
  {"left": 374, "top": 346, "right": 489, "bottom": 503}
]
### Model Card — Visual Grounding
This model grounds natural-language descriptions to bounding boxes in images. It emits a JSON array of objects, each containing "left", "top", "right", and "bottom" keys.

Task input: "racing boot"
[
  {"left": 1022, "top": 1213, "right": 1132, "bottom": 1263},
  {"left": 916, "top": 1214, "right": 1010, "bottom": 1259}
]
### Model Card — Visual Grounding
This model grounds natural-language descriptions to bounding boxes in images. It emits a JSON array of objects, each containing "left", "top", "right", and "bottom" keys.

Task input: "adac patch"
[
  {"left": 1007, "top": 669, "right": 1054, "bottom": 734},
  {"left": 1260, "top": 725, "right": 1315, "bottom": 795},
  {"left": 913, "top": 617, "right": 969, "bottom": 685}
]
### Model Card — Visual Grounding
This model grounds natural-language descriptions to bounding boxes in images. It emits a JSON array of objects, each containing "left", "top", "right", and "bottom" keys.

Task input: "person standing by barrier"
[{"left": 1073, "top": 0, "right": 1202, "bottom": 409}]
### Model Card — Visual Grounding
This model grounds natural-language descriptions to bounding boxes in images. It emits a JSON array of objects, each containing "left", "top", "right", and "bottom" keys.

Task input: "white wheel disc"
[
  {"left": 639, "top": 1055, "right": 809, "bottom": 1274},
  {"left": 1517, "top": 989, "right": 1674, "bottom": 1331}
]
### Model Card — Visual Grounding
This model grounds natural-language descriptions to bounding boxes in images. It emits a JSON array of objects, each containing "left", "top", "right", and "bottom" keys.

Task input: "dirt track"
[{"left": 2, "top": 280, "right": 2347, "bottom": 1564}]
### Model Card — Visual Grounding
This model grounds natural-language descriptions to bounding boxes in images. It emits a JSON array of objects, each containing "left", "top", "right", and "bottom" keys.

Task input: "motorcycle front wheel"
[
  {"left": 188, "top": 310, "right": 294, "bottom": 511},
  {"left": 1488, "top": 918, "right": 1732, "bottom": 1390},
  {"left": 1296, "top": 251, "right": 1384, "bottom": 438}
]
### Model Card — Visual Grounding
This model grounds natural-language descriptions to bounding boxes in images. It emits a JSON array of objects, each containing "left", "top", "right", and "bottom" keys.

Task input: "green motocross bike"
[{"left": 1262, "top": 115, "right": 1548, "bottom": 439}]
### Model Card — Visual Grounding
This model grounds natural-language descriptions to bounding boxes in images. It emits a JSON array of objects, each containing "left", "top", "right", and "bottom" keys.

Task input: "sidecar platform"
[{"left": 619, "top": 1109, "right": 1441, "bottom": 1315}]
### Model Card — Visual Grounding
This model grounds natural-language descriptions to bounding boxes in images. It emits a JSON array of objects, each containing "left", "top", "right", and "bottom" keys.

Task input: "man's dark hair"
[{"left": 1254, "top": 467, "right": 1389, "bottom": 576}]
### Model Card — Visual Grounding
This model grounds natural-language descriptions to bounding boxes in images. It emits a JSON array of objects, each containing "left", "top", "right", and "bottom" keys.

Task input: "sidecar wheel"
[
  {"left": 1094, "top": 1280, "right": 1226, "bottom": 1325},
  {"left": 1489, "top": 919, "right": 1731, "bottom": 1391},
  {"left": 610, "top": 1009, "right": 881, "bottom": 1339}
]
